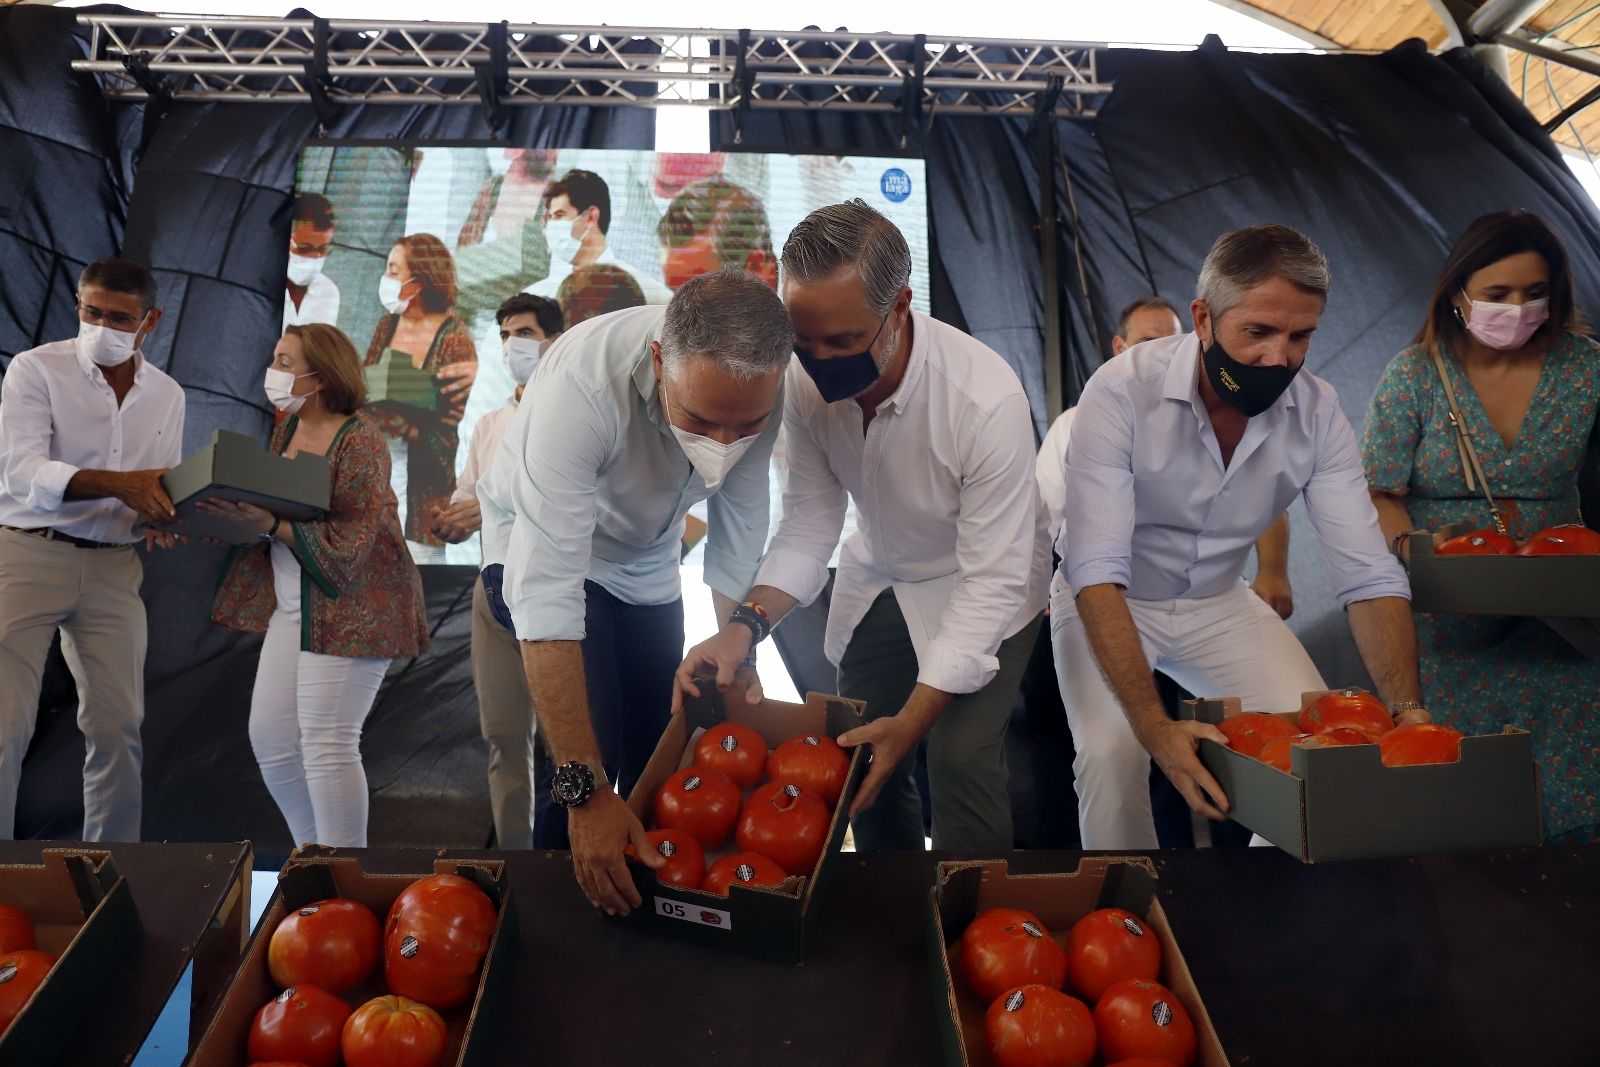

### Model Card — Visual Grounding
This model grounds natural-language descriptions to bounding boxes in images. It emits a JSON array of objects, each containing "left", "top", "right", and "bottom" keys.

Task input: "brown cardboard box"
[
  {"left": 0, "top": 848, "right": 140, "bottom": 1064},
  {"left": 1407, "top": 530, "right": 1600, "bottom": 655},
  {"left": 160, "top": 429, "right": 330, "bottom": 543},
  {"left": 929, "top": 857, "right": 1229, "bottom": 1067},
  {"left": 186, "top": 848, "right": 515, "bottom": 1067},
  {"left": 1183, "top": 692, "right": 1542, "bottom": 863},
  {"left": 615, "top": 681, "right": 867, "bottom": 965}
]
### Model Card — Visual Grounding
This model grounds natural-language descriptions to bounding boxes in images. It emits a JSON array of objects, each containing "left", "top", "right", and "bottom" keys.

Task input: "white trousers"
[
  {"left": 1051, "top": 579, "right": 1326, "bottom": 850},
  {"left": 249, "top": 610, "right": 389, "bottom": 848}
]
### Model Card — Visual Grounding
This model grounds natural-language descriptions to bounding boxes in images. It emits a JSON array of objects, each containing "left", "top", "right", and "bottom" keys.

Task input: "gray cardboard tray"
[
  {"left": 160, "top": 429, "right": 330, "bottom": 544},
  {"left": 1408, "top": 528, "right": 1600, "bottom": 618}
]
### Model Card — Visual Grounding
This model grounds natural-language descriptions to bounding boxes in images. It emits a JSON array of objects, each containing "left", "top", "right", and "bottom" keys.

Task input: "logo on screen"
[{"left": 880, "top": 167, "right": 912, "bottom": 203}]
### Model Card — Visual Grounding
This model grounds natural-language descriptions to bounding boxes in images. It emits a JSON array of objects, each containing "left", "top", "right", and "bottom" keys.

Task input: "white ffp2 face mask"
[
  {"left": 77, "top": 319, "right": 145, "bottom": 368},
  {"left": 544, "top": 219, "right": 587, "bottom": 267},
  {"left": 504, "top": 337, "right": 544, "bottom": 385},
  {"left": 286, "top": 253, "right": 326, "bottom": 287},
  {"left": 661, "top": 384, "right": 758, "bottom": 493},
  {"left": 264, "top": 367, "right": 318, "bottom": 415}
]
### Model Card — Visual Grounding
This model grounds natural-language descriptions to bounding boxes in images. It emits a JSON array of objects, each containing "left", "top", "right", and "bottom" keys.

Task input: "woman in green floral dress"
[{"left": 1363, "top": 211, "right": 1599, "bottom": 844}]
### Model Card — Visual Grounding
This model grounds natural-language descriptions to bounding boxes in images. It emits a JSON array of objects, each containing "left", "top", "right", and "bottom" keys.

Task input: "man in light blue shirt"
[
  {"left": 1054, "top": 224, "right": 1432, "bottom": 849},
  {"left": 477, "top": 270, "right": 789, "bottom": 913}
]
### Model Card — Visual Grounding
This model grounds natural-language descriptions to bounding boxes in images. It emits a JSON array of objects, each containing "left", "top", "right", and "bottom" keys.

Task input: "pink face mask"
[{"left": 1461, "top": 292, "right": 1548, "bottom": 350}]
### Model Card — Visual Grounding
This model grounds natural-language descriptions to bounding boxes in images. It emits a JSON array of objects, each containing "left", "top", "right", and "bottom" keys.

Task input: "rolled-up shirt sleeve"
[
  {"left": 1304, "top": 395, "right": 1412, "bottom": 607},
  {"left": 1062, "top": 374, "right": 1137, "bottom": 593},
  {"left": 704, "top": 389, "right": 781, "bottom": 603},
  {"left": 918, "top": 390, "right": 1042, "bottom": 694},
  {"left": 0, "top": 356, "right": 79, "bottom": 514},
  {"left": 503, "top": 373, "right": 614, "bottom": 642},
  {"left": 754, "top": 372, "right": 847, "bottom": 607}
]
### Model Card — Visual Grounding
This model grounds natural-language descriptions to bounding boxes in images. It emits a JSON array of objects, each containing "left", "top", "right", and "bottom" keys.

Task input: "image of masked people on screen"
[
  {"left": 284, "top": 192, "right": 341, "bottom": 333},
  {"left": 524, "top": 168, "right": 670, "bottom": 306},
  {"left": 656, "top": 179, "right": 779, "bottom": 292},
  {"left": 557, "top": 264, "right": 648, "bottom": 330},
  {"left": 362, "top": 233, "right": 478, "bottom": 559},
  {"left": 458, "top": 147, "right": 560, "bottom": 249}
]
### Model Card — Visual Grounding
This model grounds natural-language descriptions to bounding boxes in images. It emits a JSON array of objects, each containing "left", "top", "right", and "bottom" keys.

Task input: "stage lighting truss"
[{"left": 70, "top": 16, "right": 1111, "bottom": 120}]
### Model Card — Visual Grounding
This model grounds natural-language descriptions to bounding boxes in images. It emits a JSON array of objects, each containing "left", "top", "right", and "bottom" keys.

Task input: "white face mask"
[
  {"left": 379, "top": 275, "right": 411, "bottom": 315},
  {"left": 77, "top": 319, "right": 145, "bottom": 369},
  {"left": 504, "top": 336, "right": 544, "bottom": 385},
  {"left": 264, "top": 367, "right": 318, "bottom": 415},
  {"left": 661, "top": 382, "right": 758, "bottom": 493},
  {"left": 487, "top": 151, "right": 515, "bottom": 177},
  {"left": 286, "top": 253, "right": 326, "bottom": 287},
  {"left": 544, "top": 218, "right": 587, "bottom": 267}
]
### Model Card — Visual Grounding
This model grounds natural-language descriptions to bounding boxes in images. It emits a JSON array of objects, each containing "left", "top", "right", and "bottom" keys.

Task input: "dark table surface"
[
  {"left": 285, "top": 843, "right": 1600, "bottom": 1067},
  {"left": 0, "top": 839, "right": 251, "bottom": 1065}
]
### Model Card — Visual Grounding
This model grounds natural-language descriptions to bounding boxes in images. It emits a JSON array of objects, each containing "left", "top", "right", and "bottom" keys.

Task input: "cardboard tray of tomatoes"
[
  {"left": 1182, "top": 691, "right": 1542, "bottom": 863},
  {"left": 0, "top": 848, "right": 140, "bottom": 1064},
  {"left": 928, "top": 857, "right": 1230, "bottom": 1067},
  {"left": 185, "top": 847, "right": 515, "bottom": 1067},
  {"left": 1407, "top": 527, "right": 1600, "bottom": 619},
  {"left": 615, "top": 679, "right": 868, "bottom": 965}
]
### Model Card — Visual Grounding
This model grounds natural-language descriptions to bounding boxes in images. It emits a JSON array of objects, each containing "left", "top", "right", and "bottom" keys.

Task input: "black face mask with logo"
[{"left": 1201, "top": 331, "right": 1300, "bottom": 417}]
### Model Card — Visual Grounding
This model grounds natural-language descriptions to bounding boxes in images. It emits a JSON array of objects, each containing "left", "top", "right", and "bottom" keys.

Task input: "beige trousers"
[
  {"left": 0, "top": 527, "right": 146, "bottom": 841},
  {"left": 471, "top": 575, "right": 535, "bottom": 849}
]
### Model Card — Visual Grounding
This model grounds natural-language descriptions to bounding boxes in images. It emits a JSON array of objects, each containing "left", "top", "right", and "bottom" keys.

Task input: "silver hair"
[
  {"left": 780, "top": 199, "right": 912, "bottom": 316},
  {"left": 1196, "top": 224, "right": 1331, "bottom": 321},
  {"left": 659, "top": 269, "right": 793, "bottom": 382}
]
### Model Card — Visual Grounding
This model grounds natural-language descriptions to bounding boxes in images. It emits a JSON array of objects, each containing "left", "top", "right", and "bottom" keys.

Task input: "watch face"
[{"left": 553, "top": 763, "right": 594, "bottom": 806}]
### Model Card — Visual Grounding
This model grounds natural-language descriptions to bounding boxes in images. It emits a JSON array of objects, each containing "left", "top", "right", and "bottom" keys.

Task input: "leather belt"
[{"left": 0, "top": 525, "right": 124, "bottom": 550}]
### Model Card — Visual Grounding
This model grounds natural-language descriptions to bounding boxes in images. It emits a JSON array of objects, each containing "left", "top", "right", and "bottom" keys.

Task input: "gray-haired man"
[
  {"left": 676, "top": 200, "right": 1050, "bottom": 852},
  {"left": 477, "top": 270, "right": 789, "bottom": 912},
  {"left": 1054, "top": 223, "right": 1429, "bottom": 849}
]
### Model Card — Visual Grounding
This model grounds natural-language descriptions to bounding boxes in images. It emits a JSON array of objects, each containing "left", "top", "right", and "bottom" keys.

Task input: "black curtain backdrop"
[{"left": 0, "top": 5, "right": 654, "bottom": 841}]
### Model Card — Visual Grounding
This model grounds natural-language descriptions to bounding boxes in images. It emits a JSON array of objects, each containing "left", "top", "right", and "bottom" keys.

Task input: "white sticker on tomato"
[
  {"left": 277, "top": 988, "right": 296, "bottom": 1003},
  {"left": 0, "top": 964, "right": 15, "bottom": 985},
  {"left": 1021, "top": 921, "right": 1044, "bottom": 938},
  {"left": 657, "top": 840, "right": 677, "bottom": 858},
  {"left": 783, "top": 784, "right": 801, "bottom": 798},
  {"left": 735, "top": 863, "right": 756, "bottom": 882},
  {"left": 299, "top": 905, "right": 320, "bottom": 917},
  {"left": 1152, "top": 1001, "right": 1173, "bottom": 1027},
  {"left": 684, "top": 776, "right": 702, "bottom": 791},
  {"left": 1005, "top": 990, "right": 1026, "bottom": 1012},
  {"left": 399, "top": 935, "right": 419, "bottom": 959},
  {"left": 720, "top": 734, "right": 739, "bottom": 752},
  {"left": 803, "top": 736, "right": 821, "bottom": 747},
  {"left": 1123, "top": 917, "right": 1144, "bottom": 936}
]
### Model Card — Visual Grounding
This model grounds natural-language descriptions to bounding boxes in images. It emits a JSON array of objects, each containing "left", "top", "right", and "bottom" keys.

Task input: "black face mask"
[
  {"left": 796, "top": 315, "right": 889, "bottom": 403},
  {"left": 1201, "top": 331, "right": 1299, "bottom": 417}
]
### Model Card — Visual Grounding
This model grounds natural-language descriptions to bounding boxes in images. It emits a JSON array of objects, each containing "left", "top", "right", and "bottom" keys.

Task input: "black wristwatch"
[{"left": 551, "top": 761, "right": 608, "bottom": 808}]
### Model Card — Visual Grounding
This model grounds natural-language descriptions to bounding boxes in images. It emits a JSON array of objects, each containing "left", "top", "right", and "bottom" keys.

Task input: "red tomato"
[
  {"left": 1519, "top": 524, "right": 1600, "bottom": 555},
  {"left": 0, "top": 906, "right": 35, "bottom": 954},
  {"left": 384, "top": 874, "right": 497, "bottom": 1010},
  {"left": 1379, "top": 723, "right": 1465, "bottom": 766},
  {"left": 247, "top": 1062, "right": 315, "bottom": 1067},
  {"left": 1299, "top": 689, "right": 1391, "bottom": 739},
  {"left": 0, "top": 950, "right": 55, "bottom": 1037},
  {"left": 342, "top": 995, "right": 448, "bottom": 1067},
  {"left": 1105, "top": 1060, "right": 1182, "bottom": 1067},
  {"left": 693, "top": 722, "right": 769, "bottom": 790},
  {"left": 985, "top": 984, "right": 1096, "bottom": 1067},
  {"left": 702, "top": 852, "right": 789, "bottom": 896},
  {"left": 1315, "top": 727, "right": 1373, "bottom": 746},
  {"left": 767, "top": 733, "right": 850, "bottom": 807},
  {"left": 624, "top": 828, "right": 706, "bottom": 890},
  {"left": 247, "top": 985, "right": 351, "bottom": 1067},
  {"left": 1214, "top": 713, "right": 1298, "bottom": 759},
  {"left": 1256, "top": 733, "right": 1318, "bottom": 774},
  {"left": 268, "top": 897, "right": 381, "bottom": 994},
  {"left": 735, "top": 781, "right": 833, "bottom": 875},
  {"left": 1094, "top": 978, "right": 1197, "bottom": 1067},
  {"left": 653, "top": 766, "right": 742, "bottom": 849},
  {"left": 1064, "top": 908, "right": 1162, "bottom": 1002},
  {"left": 959, "top": 908, "right": 1068, "bottom": 1004},
  {"left": 1437, "top": 529, "right": 1517, "bottom": 555}
]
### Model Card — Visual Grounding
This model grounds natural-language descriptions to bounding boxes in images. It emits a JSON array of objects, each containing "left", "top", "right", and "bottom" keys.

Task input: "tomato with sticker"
[{"left": 959, "top": 908, "right": 1068, "bottom": 1004}]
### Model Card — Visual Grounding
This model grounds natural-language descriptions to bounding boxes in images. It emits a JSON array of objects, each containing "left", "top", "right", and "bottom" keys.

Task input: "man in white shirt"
[
  {"left": 1057, "top": 224, "right": 1430, "bottom": 849},
  {"left": 523, "top": 169, "right": 671, "bottom": 306},
  {"left": 676, "top": 201, "right": 1050, "bottom": 851},
  {"left": 282, "top": 193, "right": 342, "bottom": 332},
  {"left": 1037, "top": 296, "right": 1293, "bottom": 618},
  {"left": 0, "top": 259, "right": 185, "bottom": 842},
  {"left": 478, "top": 270, "right": 790, "bottom": 912},
  {"left": 430, "top": 293, "right": 563, "bottom": 851}
]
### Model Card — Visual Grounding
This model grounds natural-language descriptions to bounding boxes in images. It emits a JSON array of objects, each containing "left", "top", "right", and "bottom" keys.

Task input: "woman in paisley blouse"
[
  {"left": 1361, "top": 210, "right": 1599, "bottom": 843},
  {"left": 363, "top": 232, "right": 478, "bottom": 559},
  {"left": 208, "top": 324, "right": 428, "bottom": 848}
]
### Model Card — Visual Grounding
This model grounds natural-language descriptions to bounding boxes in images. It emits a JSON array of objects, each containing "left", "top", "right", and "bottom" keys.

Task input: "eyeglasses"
[{"left": 77, "top": 303, "right": 146, "bottom": 331}]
